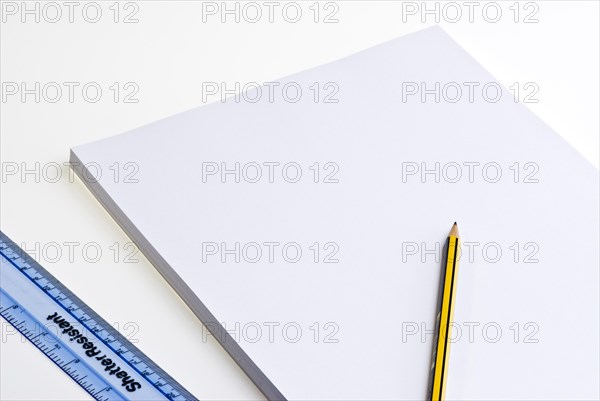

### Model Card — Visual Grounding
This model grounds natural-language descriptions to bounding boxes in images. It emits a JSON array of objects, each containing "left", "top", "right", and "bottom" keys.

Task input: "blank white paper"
[{"left": 71, "top": 27, "right": 600, "bottom": 400}]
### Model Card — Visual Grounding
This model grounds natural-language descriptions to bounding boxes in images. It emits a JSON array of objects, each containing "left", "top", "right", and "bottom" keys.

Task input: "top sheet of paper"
[{"left": 72, "top": 27, "right": 600, "bottom": 400}]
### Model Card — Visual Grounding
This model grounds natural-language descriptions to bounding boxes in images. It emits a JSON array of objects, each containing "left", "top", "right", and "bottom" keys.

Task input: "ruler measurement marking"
[
  {"left": 93, "top": 386, "right": 109, "bottom": 397},
  {"left": 30, "top": 332, "right": 45, "bottom": 341},
  {"left": 0, "top": 304, "right": 16, "bottom": 313},
  {"left": 63, "top": 358, "right": 77, "bottom": 368}
]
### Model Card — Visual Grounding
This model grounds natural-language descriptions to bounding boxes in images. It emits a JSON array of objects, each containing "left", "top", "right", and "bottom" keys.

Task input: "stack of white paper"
[{"left": 71, "top": 27, "right": 599, "bottom": 400}]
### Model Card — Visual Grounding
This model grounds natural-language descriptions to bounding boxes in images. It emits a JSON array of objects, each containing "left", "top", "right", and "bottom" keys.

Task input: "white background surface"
[{"left": 1, "top": 1, "right": 598, "bottom": 400}]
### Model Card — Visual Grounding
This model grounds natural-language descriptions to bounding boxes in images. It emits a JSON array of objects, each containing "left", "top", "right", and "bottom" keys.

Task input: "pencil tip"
[{"left": 450, "top": 222, "right": 459, "bottom": 237}]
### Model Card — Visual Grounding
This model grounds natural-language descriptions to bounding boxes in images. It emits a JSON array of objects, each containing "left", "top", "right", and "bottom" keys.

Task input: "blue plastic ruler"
[{"left": 0, "top": 231, "right": 198, "bottom": 401}]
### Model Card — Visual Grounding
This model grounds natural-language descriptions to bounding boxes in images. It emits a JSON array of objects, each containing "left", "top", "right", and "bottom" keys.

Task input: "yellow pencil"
[{"left": 429, "top": 222, "right": 461, "bottom": 401}]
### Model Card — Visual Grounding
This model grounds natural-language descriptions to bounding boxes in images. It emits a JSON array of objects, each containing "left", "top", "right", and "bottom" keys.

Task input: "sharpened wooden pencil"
[{"left": 429, "top": 222, "right": 461, "bottom": 401}]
